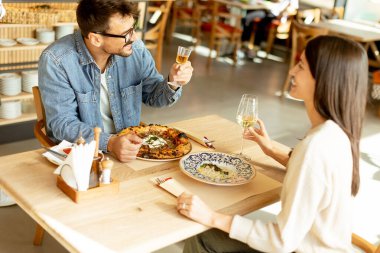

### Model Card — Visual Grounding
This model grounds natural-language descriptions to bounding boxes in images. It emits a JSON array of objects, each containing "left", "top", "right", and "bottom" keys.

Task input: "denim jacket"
[{"left": 38, "top": 31, "right": 182, "bottom": 151}]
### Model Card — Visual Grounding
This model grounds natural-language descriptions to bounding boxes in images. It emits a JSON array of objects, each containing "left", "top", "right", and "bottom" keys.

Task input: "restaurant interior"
[{"left": 0, "top": 0, "right": 379, "bottom": 252}]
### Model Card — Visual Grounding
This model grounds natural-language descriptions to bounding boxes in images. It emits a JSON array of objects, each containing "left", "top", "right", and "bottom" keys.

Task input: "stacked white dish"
[
  {"left": 0, "top": 38, "right": 17, "bottom": 47},
  {"left": 0, "top": 100, "right": 21, "bottom": 119},
  {"left": 21, "top": 70, "right": 38, "bottom": 93},
  {"left": 55, "top": 24, "right": 75, "bottom": 40},
  {"left": 16, "top": 38, "right": 39, "bottom": 46},
  {"left": 36, "top": 28, "right": 55, "bottom": 44},
  {"left": 0, "top": 73, "right": 21, "bottom": 96}
]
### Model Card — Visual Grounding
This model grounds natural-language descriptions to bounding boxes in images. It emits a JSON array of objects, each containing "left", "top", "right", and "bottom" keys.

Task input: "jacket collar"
[{"left": 74, "top": 30, "right": 117, "bottom": 67}]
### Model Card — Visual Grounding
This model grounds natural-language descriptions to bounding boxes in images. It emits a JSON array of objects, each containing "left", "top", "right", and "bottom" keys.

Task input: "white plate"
[
  {"left": 0, "top": 39, "right": 17, "bottom": 47},
  {"left": 179, "top": 152, "right": 256, "bottom": 186},
  {"left": 16, "top": 38, "right": 39, "bottom": 46}
]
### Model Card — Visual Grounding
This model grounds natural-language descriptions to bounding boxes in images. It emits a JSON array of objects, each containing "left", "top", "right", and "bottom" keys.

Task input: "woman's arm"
[{"left": 244, "top": 119, "right": 292, "bottom": 167}]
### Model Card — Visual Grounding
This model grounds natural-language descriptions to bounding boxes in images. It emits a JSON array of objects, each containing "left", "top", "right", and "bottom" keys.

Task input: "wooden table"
[
  {"left": 311, "top": 19, "right": 380, "bottom": 67},
  {"left": 0, "top": 115, "right": 287, "bottom": 253}
]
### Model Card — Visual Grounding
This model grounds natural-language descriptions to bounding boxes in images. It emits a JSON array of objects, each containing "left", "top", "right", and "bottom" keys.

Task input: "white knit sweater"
[{"left": 230, "top": 120, "right": 354, "bottom": 253}]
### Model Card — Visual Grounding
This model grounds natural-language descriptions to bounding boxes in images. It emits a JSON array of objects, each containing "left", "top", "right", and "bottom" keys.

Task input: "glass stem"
[{"left": 239, "top": 130, "right": 244, "bottom": 155}]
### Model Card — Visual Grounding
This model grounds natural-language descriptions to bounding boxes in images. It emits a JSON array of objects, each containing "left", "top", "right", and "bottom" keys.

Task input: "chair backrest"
[
  {"left": 144, "top": 1, "right": 173, "bottom": 71},
  {"left": 32, "top": 86, "right": 55, "bottom": 147},
  {"left": 208, "top": 0, "right": 242, "bottom": 39},
  {"left": 281, "top": 21, "right": 328, "bottom": 94},
  {"left": 332, "top": 6, "right": 345, "bottom": 19},
  {"left": 168, "top": 0, "right": 204, "bottom": 45},
  {"left": 352, "top": 233, "right": 380, "bottom": 253}
]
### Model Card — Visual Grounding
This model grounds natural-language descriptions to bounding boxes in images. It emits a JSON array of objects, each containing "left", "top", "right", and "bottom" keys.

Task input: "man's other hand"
[{"left": 107, "top": 134, "right": 143, "bottom": 162}]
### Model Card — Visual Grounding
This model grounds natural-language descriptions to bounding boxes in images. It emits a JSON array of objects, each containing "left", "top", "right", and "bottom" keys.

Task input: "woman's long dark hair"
[{"left": 305, "top": 36, "right": 368, "bottom": 196}]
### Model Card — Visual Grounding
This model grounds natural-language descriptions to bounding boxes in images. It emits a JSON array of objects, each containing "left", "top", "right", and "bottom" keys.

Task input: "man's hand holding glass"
[{"left": 168, "top": 46, "right": 193, "bottom": 90}]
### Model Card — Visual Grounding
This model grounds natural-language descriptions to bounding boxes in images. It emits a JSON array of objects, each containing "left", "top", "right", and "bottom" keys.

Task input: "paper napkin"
[
  {"left": 54, "top": 141, "right": 96, "bottom": 191},
  {"left": 151, "top": 177, "right": 189, "bottom": 197},
  {"left": 43, "top": 140, "right": 72, "bottom": 166}
]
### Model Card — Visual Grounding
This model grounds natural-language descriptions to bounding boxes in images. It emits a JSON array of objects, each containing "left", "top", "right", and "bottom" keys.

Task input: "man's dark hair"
[{"left": 76, "top": 0, "right": 139, "bottom": 37}]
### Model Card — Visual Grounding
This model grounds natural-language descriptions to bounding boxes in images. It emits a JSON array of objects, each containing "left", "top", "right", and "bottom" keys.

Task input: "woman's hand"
[
  {"left": 244, "top": 119, "right": 291, "bottom": 167},
  {"left": 243, "top": 119, "right": 274, "bottom": 156},
  {"left": 177, "top": 192, "right": 215, "bottom": 227},
  {"left": 177, "top": 193, "right": 233, "bottom": 233}
]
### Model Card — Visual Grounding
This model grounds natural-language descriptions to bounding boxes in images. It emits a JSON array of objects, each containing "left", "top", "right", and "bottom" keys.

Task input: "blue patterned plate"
[{"left": 179, "top": 152, "right": 255, "bottom": 186}]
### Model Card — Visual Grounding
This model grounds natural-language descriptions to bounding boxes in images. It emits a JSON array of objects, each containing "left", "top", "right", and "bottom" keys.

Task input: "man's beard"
[{"left": 104, "top": 42, "right": 133, "bottom": 57}]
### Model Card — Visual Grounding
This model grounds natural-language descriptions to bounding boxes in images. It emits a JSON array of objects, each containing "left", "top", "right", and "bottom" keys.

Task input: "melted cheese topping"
[{"left": 143, "top": 135, "right": 167, "bottom": 149}]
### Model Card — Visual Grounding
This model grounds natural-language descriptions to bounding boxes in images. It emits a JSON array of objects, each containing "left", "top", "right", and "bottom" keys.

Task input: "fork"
[
  {"left": 203, "top": 137, "right": 215, "bottom": 149},
  {"left": 155, "top": 177, "right": 172, "bottom": 185}
]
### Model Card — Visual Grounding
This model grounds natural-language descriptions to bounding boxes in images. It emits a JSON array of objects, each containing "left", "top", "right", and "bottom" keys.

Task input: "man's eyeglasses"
[{"left": 93, "top": 20, "right": 137, "bottom": 45}]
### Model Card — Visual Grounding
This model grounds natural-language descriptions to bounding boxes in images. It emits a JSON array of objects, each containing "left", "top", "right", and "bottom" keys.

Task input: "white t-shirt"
[
  {"left": 100, "top": 72, "right": 116, "bottom": 134},
  {"left": 230, "top": 120, "right": 354, "bottom": 253}
]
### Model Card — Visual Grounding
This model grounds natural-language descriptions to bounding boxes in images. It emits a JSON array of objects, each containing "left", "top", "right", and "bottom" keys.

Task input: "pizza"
[{"left": 118, "top": 124, "right": 192, "bottom": 160}]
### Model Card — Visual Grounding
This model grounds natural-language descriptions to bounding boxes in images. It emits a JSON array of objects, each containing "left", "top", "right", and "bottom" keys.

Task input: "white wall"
[{"left": 345, "top": 0, "right": 380, "bottom": 22}]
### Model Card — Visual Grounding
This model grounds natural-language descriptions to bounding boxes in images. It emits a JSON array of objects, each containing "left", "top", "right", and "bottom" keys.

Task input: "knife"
[
  {"left": 173, "top": 127, "right": 215, "bottom": 149},
  {"left": 42, "top": 146, "right": 68, "bottom": 158}
]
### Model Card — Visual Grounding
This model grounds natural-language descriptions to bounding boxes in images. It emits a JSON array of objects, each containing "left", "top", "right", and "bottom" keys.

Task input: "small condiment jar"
[{"left": 100, "top": 158, "right": 114, "bottom": 184}]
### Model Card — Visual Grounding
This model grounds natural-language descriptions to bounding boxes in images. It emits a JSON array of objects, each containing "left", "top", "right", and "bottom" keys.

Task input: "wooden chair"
[
  {"left": 144, "top": 1, "right": 173, "bottom": 72},
  {"left": 281, "top": 20, "right": 328, "bottom": 95},
  {"left": 332, "top": 6, "right": 345, "bottom": 19},
  {"left": 352, "top": 233, "right": 380, "bottom": 253},
  {"left": 201, "top": 0, "right": 243, "bottom": 66},
  {"left": 32, "top": 86, "right": 55, "bottom": 148},
  {"left": 168, "top": 0, "right": 204, "bottom": 45},
  {"left": 265, "top": 12, "right": 296, "bottom": 56},
  {"left": 296, "top": 8, "right": 321, "bottom": 25},
  {"left": 373, "top": 70, "right": 380, "bottom": 118},
  {"left": 32, "top": 86, "right": 54, "bottom": 246}
]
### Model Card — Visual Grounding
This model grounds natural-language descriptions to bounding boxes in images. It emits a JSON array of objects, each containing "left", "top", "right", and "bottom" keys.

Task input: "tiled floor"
[{"left": 0, "top": 36, "right": 379, "bottom": 253}]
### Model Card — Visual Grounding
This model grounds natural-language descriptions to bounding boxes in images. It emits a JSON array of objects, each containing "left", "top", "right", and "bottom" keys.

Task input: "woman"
[{"left": 177, "top": 35, "right": 368, "bottom": 253}]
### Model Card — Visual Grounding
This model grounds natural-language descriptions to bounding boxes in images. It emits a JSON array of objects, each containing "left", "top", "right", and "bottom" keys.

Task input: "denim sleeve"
[
  {"left": 139, "top": 44, "right": 182, "bottom": 107},
  {"left": 38, "top": 51, "right": 112, "bottom": 150}
]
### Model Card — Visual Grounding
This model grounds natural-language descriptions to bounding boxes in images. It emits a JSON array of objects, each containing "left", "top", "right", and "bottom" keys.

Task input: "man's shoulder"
[
  {"left": 132, "top": 39, "right": 146, "bottom": 51},
  {"left": 41, "top": 34, "right": 77, "bottom": 62}
]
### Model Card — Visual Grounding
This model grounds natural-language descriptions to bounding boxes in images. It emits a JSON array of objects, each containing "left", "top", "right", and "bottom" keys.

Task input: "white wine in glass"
[
  {"left": 236, "top": 115, "right": 257, "bottom": 129},
  {"left": 168, "top": 46, "right": 192, "bottom": 87},
  {"left": 236, "top": 94, "right": 258, "bottom": 160}
]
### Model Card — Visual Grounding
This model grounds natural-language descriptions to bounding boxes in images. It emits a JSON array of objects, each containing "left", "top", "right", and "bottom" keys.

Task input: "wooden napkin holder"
[{"left": 56, "top": 175, "right": 119, "bottom": 203}]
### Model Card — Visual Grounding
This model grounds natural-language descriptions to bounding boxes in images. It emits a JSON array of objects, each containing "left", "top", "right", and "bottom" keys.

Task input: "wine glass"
[
  {"left": 235, "top": 94, "right": 258, "bottom": 161},
  {"left": 168, "top": 46, "right": 192, "bottom": 87}
]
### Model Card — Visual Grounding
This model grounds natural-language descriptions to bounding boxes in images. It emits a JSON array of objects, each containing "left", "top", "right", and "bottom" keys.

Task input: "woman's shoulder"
[
  {"left": 296, "top": 120, "right": 350, "bottom": 158},
  {"left": 307, "top": 120, "right": 348, "bottom": 145}
]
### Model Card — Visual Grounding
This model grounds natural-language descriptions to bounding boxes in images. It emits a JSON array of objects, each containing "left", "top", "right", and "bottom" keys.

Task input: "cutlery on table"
[
  {"left": 173, "top": 127, "right": 215, "bottom": 149},
  {"left": 42, "top": 146, "right": 68, "bottom": 158},
  {"left": 152, "top": 176, "right": 187, "bottom": 197}
]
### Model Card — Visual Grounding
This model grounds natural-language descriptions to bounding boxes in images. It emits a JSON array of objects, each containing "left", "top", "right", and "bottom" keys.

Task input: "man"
[
  {"left": 241, "top": 0, "right": 298, "bottom": 50},
  {"left": 38, "top": 0, "right": 193, "bottom": 162}
]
